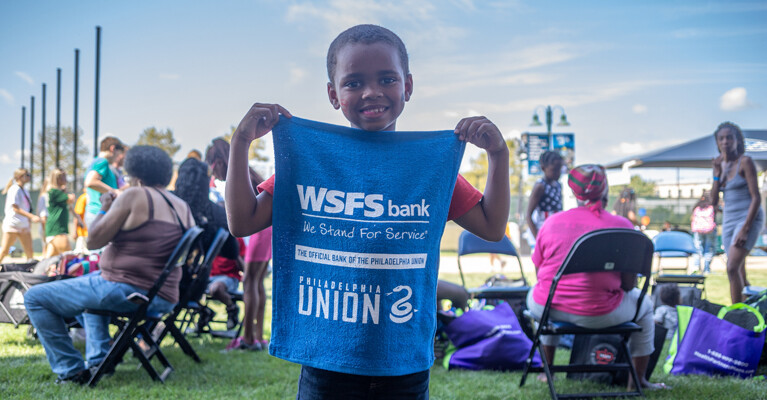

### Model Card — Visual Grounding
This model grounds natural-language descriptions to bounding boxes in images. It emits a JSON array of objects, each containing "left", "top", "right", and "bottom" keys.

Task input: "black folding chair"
[
  {"left": 519, "top": 228, "right": 654, "bottom": 399},
  {"left": 152, "top": 228, "right": 229, "bottom": 362},
  {"left": 457, "top": 230, "right": 530, "bottom": 301},
  {"left": 86, "top": 226, "right": 203, "bottom": 387}
]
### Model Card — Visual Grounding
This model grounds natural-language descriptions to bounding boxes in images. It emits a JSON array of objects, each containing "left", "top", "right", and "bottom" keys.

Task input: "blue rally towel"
[{"left": 269, "top": 116, "right": 466, "bottom": 376}]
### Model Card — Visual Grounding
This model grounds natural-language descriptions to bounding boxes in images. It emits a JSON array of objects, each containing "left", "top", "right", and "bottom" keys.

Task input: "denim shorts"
[
  {"left": 296, "top": 366, "right": 429, "bottom": 400},
  {"left": 206, "top": 275, "right": 240, "bottom": 294}
]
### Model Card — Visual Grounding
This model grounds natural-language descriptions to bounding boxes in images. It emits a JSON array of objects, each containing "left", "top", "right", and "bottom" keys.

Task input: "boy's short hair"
[
  {"left": 100, "top": 136, "right": 125, "bottom": 153},
  {"left": 326, "top": 24, "right": 409, "bottom": 83},
  {"left": 658, "top": 283, "right": 680, "bottom": 306}
]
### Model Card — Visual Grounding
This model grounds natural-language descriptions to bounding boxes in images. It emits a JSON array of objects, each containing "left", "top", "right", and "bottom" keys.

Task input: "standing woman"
[
  {"left": 206, "top": 138, "right": 271, "bottom": 350},
  {"left": 712, "top": 122, "right": 764, "bottom": 304},
  {"left": 43, "top": 168, "right": 76, "bottom": 257},
  {"left": 1, "top": 168, "right": 41, "bottom": 262}
]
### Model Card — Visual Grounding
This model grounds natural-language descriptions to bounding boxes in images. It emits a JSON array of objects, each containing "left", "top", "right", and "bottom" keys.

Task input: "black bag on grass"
[{"left": 567, "top": 324, "right": 667, "bottom": 386}]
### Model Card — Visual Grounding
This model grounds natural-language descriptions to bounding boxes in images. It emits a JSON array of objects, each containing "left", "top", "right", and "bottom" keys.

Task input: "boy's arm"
[
  {"left": 225, "top": 103, "right": 291, "bottom": 237},
  {"left": 453, "top": 116, "right": 510, "bottom": 242}
]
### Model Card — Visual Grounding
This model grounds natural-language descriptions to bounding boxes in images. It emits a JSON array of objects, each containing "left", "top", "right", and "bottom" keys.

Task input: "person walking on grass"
[
  {"left": 1, "top": 168, "right": 40, "bottom": 262},
  {"left": 711, "top": 121, "right": 764, "bottom": 304},
  {"left": 42, "top": 168, "right": 75, "bottom": 258}
]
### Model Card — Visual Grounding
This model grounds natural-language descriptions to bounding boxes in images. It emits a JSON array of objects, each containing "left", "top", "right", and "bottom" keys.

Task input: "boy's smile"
[{"left": 328, "top": 42, "right": 413, "bottom": 132}]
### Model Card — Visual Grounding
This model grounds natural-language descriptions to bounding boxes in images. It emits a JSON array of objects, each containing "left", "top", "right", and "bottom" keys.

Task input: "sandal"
[{"left": 644, "top": 382, "right": 672, "bottom": 391}]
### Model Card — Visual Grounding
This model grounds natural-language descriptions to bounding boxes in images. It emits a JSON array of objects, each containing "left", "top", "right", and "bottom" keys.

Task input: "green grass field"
[{"left": 1, "top": 270, "right": 766, "bottom": 399}]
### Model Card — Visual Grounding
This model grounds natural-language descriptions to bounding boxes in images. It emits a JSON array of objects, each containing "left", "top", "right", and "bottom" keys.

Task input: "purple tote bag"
[
  {"left": 671, "top": 306, "right": 765, "bottom": 378},
  {"left": 444, "top": 302, "right": 541, "bottom": 371}
]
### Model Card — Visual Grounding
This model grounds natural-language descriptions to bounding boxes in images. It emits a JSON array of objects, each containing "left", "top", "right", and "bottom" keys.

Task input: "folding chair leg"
[
  {"left": 621, "top": 339, "right": 644, "bottom": 398},
  {"left": 133, "top": 324, "right": 173, "bottom": 382},
  {"left": 167, "top": 320, "right": 201, "bottom": 362},
  {"left": 88, "top": 320, "right": 137, "bottom": 387},
  {"left": 519, "top": 335, "right": 540, "bottom": 387}
]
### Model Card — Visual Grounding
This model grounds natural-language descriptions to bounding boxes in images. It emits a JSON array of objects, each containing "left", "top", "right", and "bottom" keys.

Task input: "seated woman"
[
  {"left": 174, "top": 158, "right": 242, "bottom": 331},
  {"left": 526, "top": 164, "right": 665, "bottom": 390},
  {"left": 24, "top": 146, "right": 195, "bottom": 384}
]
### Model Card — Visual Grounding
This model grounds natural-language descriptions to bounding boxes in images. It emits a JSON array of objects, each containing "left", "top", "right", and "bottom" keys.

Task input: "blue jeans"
[
  {"left": 24, "top": 271, "right": 174, "bottom": 379},
  {"left": 693, "top": 230, "right": 716, "bottom": 273},
  {"left": 297, "top": 366, "right": 429, "bottom": 400}
]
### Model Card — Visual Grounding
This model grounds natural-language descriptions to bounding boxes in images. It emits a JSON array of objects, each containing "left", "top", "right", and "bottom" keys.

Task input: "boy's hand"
[
  {"left": 234, "top": 103, "right": 292, "bottom": 144},
  {"left": 454, "top": 116, "right": 507, "bottom": 155}
]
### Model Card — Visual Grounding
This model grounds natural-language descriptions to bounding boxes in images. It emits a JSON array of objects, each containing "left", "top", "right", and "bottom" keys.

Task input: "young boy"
[{"left": 226, "top": 24, "right": 509, "bottom": 398}]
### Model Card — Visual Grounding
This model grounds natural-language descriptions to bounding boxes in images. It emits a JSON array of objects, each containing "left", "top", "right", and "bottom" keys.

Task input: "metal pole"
[
  {"left": 546, "top": 105, "right": 553, "bottom": 149},
  {"left": 42, "top": 83, "right": 47, "bottom": 183},
  {"left": 21, "top": 107, "right": 26, "bottom": 168},
  {"left": 94, "top": 25, "right": 101, "bottom": 157},
  {"left": 74, "top": 49, "right": 80, "bottom": 193},
  {"left": 30, "top": 96, "right": 34, "bottom": 190},
  {"left": 56, "top": 68, "right": 61, "bottom": 168}
]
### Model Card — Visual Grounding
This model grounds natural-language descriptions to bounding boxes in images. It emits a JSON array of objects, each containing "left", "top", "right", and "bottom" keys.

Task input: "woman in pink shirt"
[{"left": 526, "top": 164, "right": 664, "bottom": 390}]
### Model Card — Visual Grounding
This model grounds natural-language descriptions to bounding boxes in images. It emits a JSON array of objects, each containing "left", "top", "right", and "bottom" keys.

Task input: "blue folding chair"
[
  {"left": 457, "top": 230, "right": 529, "bottom": 300},
  {"left": 651, "top": 231, "right": 697, "bottom": 274},
  {"left": 651, "top": 230, "right": 706, "bottom": 305}
]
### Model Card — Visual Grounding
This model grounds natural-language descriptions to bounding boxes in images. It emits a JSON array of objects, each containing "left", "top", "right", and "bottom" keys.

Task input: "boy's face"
[{"left": 327, "top": 42, "right": 413, "bottom": 131}]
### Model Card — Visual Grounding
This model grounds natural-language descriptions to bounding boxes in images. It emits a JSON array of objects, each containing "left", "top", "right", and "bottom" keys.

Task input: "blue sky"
[{"left": 1, "top": 0, "right": 766, "bottom": 187}]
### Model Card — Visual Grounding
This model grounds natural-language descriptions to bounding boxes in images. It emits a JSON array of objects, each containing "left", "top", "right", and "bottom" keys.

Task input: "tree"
[
  {"left": 32, "top": 125, "right": 90, "bottom": 192},
  {"left": 222, "top": 125, "right": 268, "bottom": 162},
  {"left": 609, "top": 174, "right": 657, "bottom": 197},
  {"left": 137, "top": 127, "right": 181, "bottom": 158},
  {"left": 463, "top": 138, "right": 525, "bottom": 193}
]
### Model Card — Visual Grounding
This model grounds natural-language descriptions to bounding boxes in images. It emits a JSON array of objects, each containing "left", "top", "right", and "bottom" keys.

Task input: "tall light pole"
[{"left": 530, "top": 105, "right": 570, "bottom": 148}]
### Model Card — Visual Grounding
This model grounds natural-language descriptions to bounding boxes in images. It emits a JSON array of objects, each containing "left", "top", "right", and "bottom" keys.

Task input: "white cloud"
[
  {"left": 0, "top": 153, "right": 12, "bottom": 164},
  {"left": 720, "top": 87, "right": 751, "bottom": 111},
  {"left": 285, "top": 0, "right": 467, "bottom": 52},
  {"left": 0, "top": 89, "right": 14, "bottom": 105},
  {"left": 632, "top": 104, "right": 648, "bottom": 114},
  {"left": 607, "top": 139, "right": 684, "bottom": 157},
  {"left": 289, "top": 65, "right": 307, "bottom": 85},
  {"left": 456, "top": 79, "right": 668, "bottom": 114},
  {"left": 672, "top": 27, "right": 767, "bottom": 39},
  {"left": 15, "top": 71, "right": 34, "bottom": 86},
  {"left": 159, "top": 73, "right": 181, "bottom": 80}
]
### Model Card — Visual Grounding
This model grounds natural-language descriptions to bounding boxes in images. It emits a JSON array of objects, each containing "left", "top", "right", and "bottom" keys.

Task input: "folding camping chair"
[
  {"left": 152, "top": 228, "right": 229, "bottom": 362},
  {"left": 86, "top": 226, "right": 203, "bottom": 387},
  {"left": 0, "top": 271, "right": 66, "bottom": 328},
  {"left": 519, "top": 228, "right": 653, "bottom": 399},
  {"left": 651, "top": 231, "right": 706, "bottom": 305},
  {"left": 456, "top": 230, "right": 529, "bottom": 301}
]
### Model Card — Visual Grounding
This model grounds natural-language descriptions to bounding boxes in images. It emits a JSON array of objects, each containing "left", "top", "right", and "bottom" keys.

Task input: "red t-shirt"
[
  {"left": 256, "top": 174, "right": 482, "bottom": 221},
  {"left": 210, "top": 237, "right": 245, "bottom": 280}
]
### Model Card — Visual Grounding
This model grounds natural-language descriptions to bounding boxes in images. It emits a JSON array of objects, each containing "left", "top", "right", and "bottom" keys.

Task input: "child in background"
[
  {"left": 43, "top": 169, "right": 75, "bottom": 258},
  {"left": 690, "top": 191, "right": 717, "bottom": 274},
  {"left": 225, "top": 24, "right": 509, "bottom": 398},
  {"left": 73, "top": 189, "right": 88, "bottom": 253},
  {"left": 208, "top": 236, "right": 246, "bottom": 332},
  {"left": 654, "top": 283, "right": 680, "bottom": 339},
  {"left": 525, "top": 151, "right": 563, "bottom": 248}
]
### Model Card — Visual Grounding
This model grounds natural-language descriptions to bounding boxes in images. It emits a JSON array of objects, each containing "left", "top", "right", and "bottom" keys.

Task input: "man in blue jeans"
[
  {"left": 25, "top": 145, "right": 192, "bottom": 384},
  {"left": 24, "top": 272, "right": 174, "bottom": 384}
]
